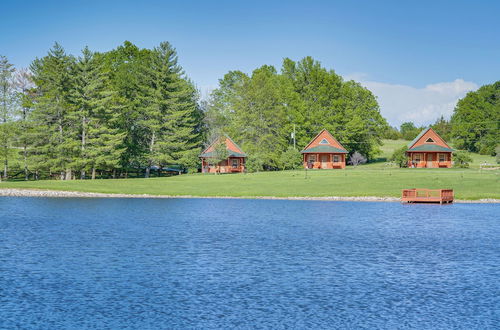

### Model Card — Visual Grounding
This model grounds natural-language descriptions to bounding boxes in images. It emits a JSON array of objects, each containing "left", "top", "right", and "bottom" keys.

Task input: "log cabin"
[
  {"left": 301, "top": 129, "right": 348, "bottom": 169},
  {"left": 407, "top": 127, "right": 453, "bottom": 168},
  {"left": 200, "top": 135, "right": 247, "bottom": 173}
]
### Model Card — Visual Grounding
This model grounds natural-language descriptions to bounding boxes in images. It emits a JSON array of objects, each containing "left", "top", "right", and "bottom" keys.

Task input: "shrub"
[
  {"left": 279, "top": 147, "right": 302, "bottom": 170},
  {"left": 391, "top": 145, "right": 408, "bottom": 168},
  {"left": 245, "top": 153, "right": 265, "bottom": 173},
  {"left": 453, "top": 151, "right": 473, "bottom": 168},
  {"left": 348, "top": 151, "right": 367, "bottom": 166}
]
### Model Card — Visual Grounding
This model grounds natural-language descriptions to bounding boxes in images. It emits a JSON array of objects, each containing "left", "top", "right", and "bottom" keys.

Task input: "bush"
[
  {"left": 391, "top": 145, "right": 408, "bottom": 168},
  {"left": 245, "top": 153, "right": 265, "bottom": 173},
  {"left": 453, "top": 151, "right": 473, "bottom": 168},
  {"left": 279, "top": 147, "right": 302, "bottom": 170},
  {"left": 348, "top": 151, "right": 367, "bottom": 166}
]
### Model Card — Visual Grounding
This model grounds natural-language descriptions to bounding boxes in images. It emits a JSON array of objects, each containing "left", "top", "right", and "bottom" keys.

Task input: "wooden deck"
[{"left": 401, "top": 189, "right": 454, "bottom": 204}]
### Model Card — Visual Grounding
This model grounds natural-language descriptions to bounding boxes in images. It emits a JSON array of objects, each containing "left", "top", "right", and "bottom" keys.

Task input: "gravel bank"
[{"left": 1, "top": 188, "right": 499, "bottom": 203}]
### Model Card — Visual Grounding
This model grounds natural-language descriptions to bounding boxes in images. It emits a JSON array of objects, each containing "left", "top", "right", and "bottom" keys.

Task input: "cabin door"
[
  {"left": 426, "top": 154, "right": 433, "bottom": 168},
  {"left": 320, "top": 154, "right": 329, "bottom": 169}
]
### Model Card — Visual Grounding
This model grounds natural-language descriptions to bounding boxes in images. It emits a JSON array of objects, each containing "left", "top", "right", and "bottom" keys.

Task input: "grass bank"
[{"left": 1, "top": 168, "right": 498, "bottom": 200}]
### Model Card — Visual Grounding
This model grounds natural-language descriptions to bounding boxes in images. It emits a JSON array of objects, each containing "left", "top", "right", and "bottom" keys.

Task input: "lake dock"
[{"left": 401, "top": 188, "right": 454, "bottom": 204}]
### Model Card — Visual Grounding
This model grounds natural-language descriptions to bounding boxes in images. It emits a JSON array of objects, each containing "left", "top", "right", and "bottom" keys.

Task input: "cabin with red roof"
[
  {"left": 301, "top": 129, "right": 348, "bottom": 169},
  {"left": 200, "top": 135, "right": 247, "bottom": 173},
  {"left": 407, "top": 127, "right": 453, "bottom": 168}
]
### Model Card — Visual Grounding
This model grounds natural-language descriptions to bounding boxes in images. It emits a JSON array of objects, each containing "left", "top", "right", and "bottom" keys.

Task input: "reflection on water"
[{"left": 0, "top": 198, "right": 498, "bottom": 328}]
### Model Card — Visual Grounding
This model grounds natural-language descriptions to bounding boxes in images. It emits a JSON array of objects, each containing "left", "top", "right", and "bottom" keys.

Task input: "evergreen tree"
[
  {"left": 30, "top": 43, "right": 76, "bottom": 179},
  {"left": 103, "top": 41, "right": 151, "bottom": 171},
  {"left": 71, "top": 48, "right": 126, "bottom": 179},
  {"left": 138, "top": 41, "right": 202, "bottom": 177}
]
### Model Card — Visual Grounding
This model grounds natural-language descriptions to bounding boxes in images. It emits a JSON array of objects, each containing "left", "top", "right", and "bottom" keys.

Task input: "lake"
[{"left": 0, "top": 198, "right": 498, "bottom": 329}]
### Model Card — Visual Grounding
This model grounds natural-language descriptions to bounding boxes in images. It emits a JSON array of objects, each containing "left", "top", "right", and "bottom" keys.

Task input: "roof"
[
  {"left": 407, "top": 144, "right": 453, "bottom": 152},
  {"left": 301, "top": 129, "right": 348, "bottom": 153},
  {"left": 199, "top": 134, "right": 247, "bottom": 158},
  {"left": 301, "top": 145, "right": 348, "bottom": 154},
  {"left": 200, "top": 150, "right": 247, "bottom": 158}
]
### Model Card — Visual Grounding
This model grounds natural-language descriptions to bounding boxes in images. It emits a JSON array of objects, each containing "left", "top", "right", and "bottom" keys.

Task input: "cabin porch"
[
  {"left": 303, "top": 153, "right": 346, "bottom": 169},
  {"left": 201, "top": 157, "right": 246, "bottom": 173},
  {"left": 407, "top": 152, "right": 452, "bottom": 168}
]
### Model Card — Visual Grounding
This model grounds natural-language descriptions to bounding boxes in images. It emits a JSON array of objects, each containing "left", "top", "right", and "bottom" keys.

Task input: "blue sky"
[{"left": 1, "top": 0, "right": 498, "bottom": 126}]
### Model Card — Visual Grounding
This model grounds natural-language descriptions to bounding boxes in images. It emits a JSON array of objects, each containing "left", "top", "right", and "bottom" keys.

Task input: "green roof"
[
  {"left": 407, "top": 144, "right": 453, "bottom": 152},
  {"left": 200, "top": 150, "right": 247, "bottom": 158},
  {"left": 301, "top": 145, "right": 348, "bottom": 154}
]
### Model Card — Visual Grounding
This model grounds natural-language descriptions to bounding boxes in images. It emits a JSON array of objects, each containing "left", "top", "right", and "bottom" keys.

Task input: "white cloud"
[{"left": 345, "top": 76, "right": 478, "bottom": 127}]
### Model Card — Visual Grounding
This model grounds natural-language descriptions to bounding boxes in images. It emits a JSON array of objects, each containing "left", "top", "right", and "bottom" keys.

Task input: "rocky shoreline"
[{"left": 0, "top": 188, "right": 499, "bottom": 203}]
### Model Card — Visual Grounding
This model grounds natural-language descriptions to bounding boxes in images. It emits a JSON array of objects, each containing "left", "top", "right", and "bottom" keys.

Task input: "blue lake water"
[{"left": 0, "top": 198, "right": 499, "bottom": 329}]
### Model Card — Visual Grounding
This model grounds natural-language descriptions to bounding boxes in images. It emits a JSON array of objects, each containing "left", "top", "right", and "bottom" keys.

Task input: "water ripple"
[{"left": 0, "top": 198, "right": 498, "bottom": 329}]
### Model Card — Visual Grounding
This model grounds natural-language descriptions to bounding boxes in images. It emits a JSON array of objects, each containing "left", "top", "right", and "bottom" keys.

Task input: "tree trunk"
[
  {"left": 80, "top": 116, "right": 86, "bottom": 180},
  {"left": 60, "top": 171, "right": 65, "bottom": 180},
  {"left": 23, "top": 146, "right": 28, "bottom": 180},
  {"left": 3, "top": 158, "right": 7, "bottom": 179},
  {"left": 145, "top": 132, "right": 155, "bottom": 178},
  {"left": 65, "top": 169, "right": 72, "bottom": 180},
  {"left": 91, "top": 168, "right": 96, "bottom": 180},
  {"left": 112, "top": 169, "right": 116, "bottom": 179}
]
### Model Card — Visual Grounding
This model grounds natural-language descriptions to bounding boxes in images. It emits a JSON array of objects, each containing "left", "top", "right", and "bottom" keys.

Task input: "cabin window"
[
  {"left": 232, "top": 159, "right": 239, "bottom": 168},
  {"left": 414, "top": 154, "right": 421, "bottom": 162},
  {"left": 439, "top": 154, "right": 446, "bottom": 162},
  {"left": 333, "top": 155, "right": 340, "bottom": 162},
  {"left": 308, "top": 155, "right": 316, "bottom": 162},
  {"left": 425, "top": 137, "right": 435, "bottom": 143},
  {"left": 319, "top": 138, "right": 329, "bottom": 144}
]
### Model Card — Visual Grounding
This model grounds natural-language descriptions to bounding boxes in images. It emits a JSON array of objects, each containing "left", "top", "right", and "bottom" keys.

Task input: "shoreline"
[{"left": 0, "top": 188, "right": 499, "bottom": 203}]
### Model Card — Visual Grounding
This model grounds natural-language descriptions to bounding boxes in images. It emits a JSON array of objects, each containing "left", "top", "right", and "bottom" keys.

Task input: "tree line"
[
  {"left": 1, "top": 41, "right": 497, "bottom": 180},
  {"left": 204, "top": 57, "right": 388, "bottom": 171},
  {"left": 0, "top": 42, "right": 203, "bottom": 180}
]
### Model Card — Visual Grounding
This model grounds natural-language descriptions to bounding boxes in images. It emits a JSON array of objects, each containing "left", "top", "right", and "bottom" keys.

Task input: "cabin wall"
[
  {"left": 407, "top": 152, "right": 452, "bottom": 168},
  {"left": 201, "top": 157, "right": 246, "bottom": 173},
  {"left": 302, "top": 153, "right": 346, "bottom": 169}
]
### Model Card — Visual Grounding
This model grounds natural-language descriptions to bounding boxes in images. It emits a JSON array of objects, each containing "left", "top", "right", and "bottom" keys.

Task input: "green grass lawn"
[
  {"left": 1, "top": 140, "right": 498, "bottom": 200},
  {"left": 1, "top": 168, "right": 498, "bottom": 200}
]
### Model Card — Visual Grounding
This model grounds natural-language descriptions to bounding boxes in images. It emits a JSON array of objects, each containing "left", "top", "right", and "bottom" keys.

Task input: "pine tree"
[
  {"left": 138, "top": 42, "right": 202, "bottom": 177},
  {"left": 30, "top": 43, "right": 76, "bottom": 179},
  {"left": 70, "top": 48, "right": 126, "bottom": 179}
]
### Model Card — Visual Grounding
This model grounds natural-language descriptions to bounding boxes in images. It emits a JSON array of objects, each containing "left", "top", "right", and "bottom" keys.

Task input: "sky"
[{"left": 1, "top": 0, "right": 499, "bottom": 126}]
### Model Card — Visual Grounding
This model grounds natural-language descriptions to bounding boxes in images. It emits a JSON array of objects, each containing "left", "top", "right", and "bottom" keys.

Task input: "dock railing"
[{"left": 402, "top": 189, "right": 453, "bottom": 203}]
